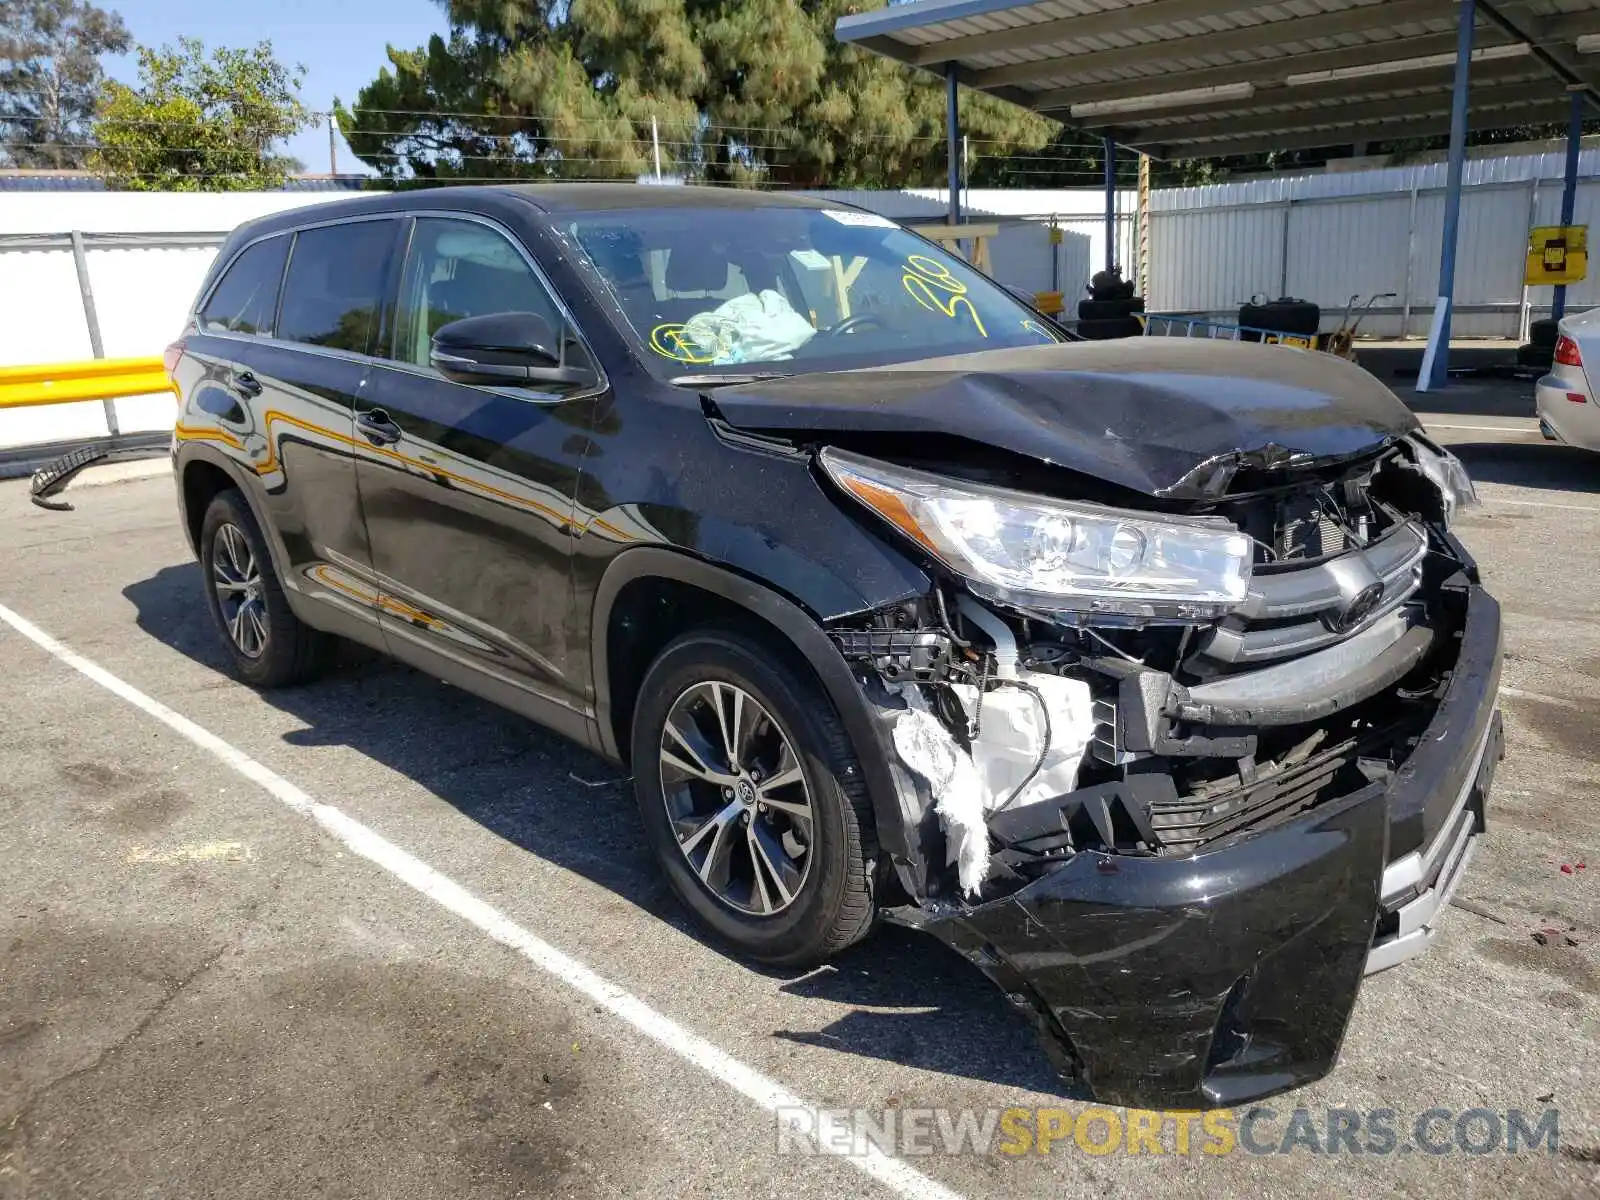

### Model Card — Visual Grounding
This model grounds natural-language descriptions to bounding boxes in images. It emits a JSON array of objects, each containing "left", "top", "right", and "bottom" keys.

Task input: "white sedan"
[{"left": 1536, "top": 307, "right": 1600, "bottom": 449}]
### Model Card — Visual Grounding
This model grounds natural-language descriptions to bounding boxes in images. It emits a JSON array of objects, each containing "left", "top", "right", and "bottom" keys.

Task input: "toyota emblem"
[{"left": 1330, "top": 582, "right": 1385, "bottom": 633}]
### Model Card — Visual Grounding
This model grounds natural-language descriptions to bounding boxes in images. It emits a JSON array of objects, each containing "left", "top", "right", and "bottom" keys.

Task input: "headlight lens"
[
  {"left": 819, "top": 448, "right": 1252, "bottom": 617},
  {"left": 1408, "top": 434, "right": 1478, "bottom": 526}
]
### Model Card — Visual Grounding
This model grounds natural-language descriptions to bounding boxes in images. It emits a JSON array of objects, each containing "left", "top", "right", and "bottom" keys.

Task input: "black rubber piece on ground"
[
  {"left": 1077, "top": 297, "right": 1146, "bottom": 321},
  {"left": 199, "top": 489, "right": 334, "bottom": 688},
  {"left": 1076, "top": 315, "right": 1145, "bottom": 340},
  {"left": 1517, "top": 342, "right": 1555, "bottom": 369},
  {"left": 1529, "top": 318, "right": 1560, "bottom": 348},
  {"left": 630, "top": 628, "right": 877, "bottom": 967},
  {"left": 1239, "top": 298, "right": 1320, "bottom": 339},
  {"left": 1086, "top": 274, "right": 1136, "bottom": 300},
  {"left": 29, "top": 444, "right": 112, "bottom": 510}
]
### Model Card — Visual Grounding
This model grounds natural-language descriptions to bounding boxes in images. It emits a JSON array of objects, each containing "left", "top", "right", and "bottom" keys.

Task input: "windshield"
[{"left": 563, "top": 205, "right": 1063, "bottom": 375}]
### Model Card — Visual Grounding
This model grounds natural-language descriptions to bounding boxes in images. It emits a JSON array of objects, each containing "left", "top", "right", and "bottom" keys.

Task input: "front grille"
[
  {"left": 1193, "top": 520, "right": 1428, "bottom": 669},
  {"left": 1150, "top": 733, "right": 1364, "bottom": 853}
]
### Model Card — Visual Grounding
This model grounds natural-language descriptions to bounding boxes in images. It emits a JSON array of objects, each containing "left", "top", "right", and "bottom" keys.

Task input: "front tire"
[
  {"left": 199, "top": 489, "right": 331, "bottom": 688},
  {"left": 631, "top": 630, "right": 877, "bottom": 966}
]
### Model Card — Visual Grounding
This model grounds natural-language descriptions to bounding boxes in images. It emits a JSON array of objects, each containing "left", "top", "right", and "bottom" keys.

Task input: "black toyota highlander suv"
[{"left": 169, "top": 184, "right": 1502, "bottom": 1108}]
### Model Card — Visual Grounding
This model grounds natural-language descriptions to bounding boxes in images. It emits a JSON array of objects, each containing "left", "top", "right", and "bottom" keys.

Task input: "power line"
[{"left": 3, "top": 107, "right": 1122, "bottom": 151}]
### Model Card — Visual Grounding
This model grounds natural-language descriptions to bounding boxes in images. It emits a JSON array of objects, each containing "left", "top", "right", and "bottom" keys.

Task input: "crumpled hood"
[{"left": 709, "top": 339, "right": 1419, "bottom": 499}]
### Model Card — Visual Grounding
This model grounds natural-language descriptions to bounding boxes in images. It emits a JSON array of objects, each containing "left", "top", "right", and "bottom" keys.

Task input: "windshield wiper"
[{"left": 670, "top": 371, "right": 791, "bottom": 387}]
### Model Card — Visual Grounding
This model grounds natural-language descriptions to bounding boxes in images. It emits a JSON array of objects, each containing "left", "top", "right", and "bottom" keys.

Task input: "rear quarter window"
[
  {"left": 199, "top": 235, "right": 289, "bottom": 336},
  {"left": 277, "top": 219, "right": 397, "bottom": 353}
]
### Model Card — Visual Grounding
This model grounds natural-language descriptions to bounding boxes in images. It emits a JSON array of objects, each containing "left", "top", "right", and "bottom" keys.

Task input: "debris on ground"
[{"left": 1450, "top": 897, "right": 1508, "bottom": 924}]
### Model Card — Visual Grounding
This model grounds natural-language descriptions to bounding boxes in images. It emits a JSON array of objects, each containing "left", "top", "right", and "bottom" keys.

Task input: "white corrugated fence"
[{"left": 1148, "top": 148, "right": 1600, "bottom": 338}]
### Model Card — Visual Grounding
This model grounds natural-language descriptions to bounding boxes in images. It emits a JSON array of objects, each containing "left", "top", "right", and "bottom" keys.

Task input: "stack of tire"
[
  {"left": 1076, "top": 267, "right": 1144, "bottom": 340},
  {"left": 1238, "top": 296, "right": 1320, "bottom": 345},
  {"left": 1518, "top": 318, "right": 1558, "bottom": 372}
]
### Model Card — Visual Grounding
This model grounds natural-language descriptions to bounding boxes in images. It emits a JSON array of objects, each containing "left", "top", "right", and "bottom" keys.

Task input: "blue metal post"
[
  {"left": 1103, "top": 137, "right": 1116, "bottom": 271},
  {"left": 946, "top": 64, "right": 961, "bottom": 226},
  {"left": 1553, "top": 88, "right": 1584, "bottom": 323},
  {"left": 1419, "top": 0, "right": 1475, "bottom": 391}
]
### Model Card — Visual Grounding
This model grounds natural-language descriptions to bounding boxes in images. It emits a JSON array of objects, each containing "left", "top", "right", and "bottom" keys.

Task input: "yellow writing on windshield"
[
  {"left": 650, "top": 323, "right": 718, "bottom": 363},
  {"left": 902, "top": 253, "right": 988, "bottom": 338},
  {"left": 1021, "top": 318, "right": 1056, "bottom": 343}
]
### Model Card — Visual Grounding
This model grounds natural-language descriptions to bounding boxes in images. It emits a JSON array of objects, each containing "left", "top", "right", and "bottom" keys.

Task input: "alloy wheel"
[
  {"left": 658, "top": 680, "right": 814, "bottom": 916},
  {"left": 211, "top": 522, "right": 268, "bottom": 658}
]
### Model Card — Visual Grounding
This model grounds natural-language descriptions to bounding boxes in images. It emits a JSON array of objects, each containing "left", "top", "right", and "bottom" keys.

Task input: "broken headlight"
[
  {"left": 820, "top": 448, "right": 1252, "bottom": 617},
  {"left": 1407, "top": 433, "right": 1479, "bottom": 526}
]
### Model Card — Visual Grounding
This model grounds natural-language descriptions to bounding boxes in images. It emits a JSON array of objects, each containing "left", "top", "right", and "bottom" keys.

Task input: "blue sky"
[{"left": 103, "top": 0, "right": 450, "bottom": 174}]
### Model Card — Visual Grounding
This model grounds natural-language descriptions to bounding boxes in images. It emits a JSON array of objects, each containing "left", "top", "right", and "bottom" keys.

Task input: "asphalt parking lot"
[{"left": 1, "top": 391, "right": 1597, "bottom": 1199}]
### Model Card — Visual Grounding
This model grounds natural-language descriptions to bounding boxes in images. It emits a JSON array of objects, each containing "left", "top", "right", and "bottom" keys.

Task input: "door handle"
[
  {"left": 231, "top": 370, "right": 263, "bottom": 398},
  {"left": 356, "top": 408, "right": 402, "bottom": 446}
]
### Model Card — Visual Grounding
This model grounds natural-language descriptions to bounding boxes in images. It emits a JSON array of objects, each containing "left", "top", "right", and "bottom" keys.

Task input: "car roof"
[
  {"left": 497, "top": 183, "right": 841, "bottom": 213},
  {"left": 217, "top": 184, "right": 853, "bottom": 253}
]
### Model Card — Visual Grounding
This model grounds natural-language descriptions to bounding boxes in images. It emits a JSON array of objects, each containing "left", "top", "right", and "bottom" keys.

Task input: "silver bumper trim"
[
  {"left": 1379, "top": 718, "right": 1492, "bottom": 905},
  {"left": 1365, "top": 718, "right": 1494, "bottom": 975},
  {"left": 1366, "top": 812, "right": 1481, "bottom": 974}
]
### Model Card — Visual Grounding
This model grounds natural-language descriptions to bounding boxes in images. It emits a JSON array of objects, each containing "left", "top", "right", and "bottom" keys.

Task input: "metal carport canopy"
[{"left": 835, "top": 0, "right": 1600, "bottom": 158}]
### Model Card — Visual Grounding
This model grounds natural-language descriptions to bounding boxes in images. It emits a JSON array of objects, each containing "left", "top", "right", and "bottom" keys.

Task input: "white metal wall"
[
  {"left": 1148, "top": 150, "right": 1600, "bottom": 338},
  {"left": 0, "top": 192, "right": 352, "bottom": 452}
]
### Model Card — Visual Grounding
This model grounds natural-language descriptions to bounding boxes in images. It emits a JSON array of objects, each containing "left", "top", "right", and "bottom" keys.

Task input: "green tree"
[
  {"left": 0, "top": 0, "right": 129, "bottom": 167},
  {"left": 336, "top": 0, "right": 1051, "bottom": 188},
  {"left": 90, "top": 37, "right": 316, "bottom": 190}
]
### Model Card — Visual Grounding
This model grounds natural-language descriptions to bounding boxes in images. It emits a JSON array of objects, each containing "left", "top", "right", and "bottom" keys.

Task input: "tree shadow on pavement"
[{"left": 122, "top": 561, "right": 1066, "bottom": 1097}]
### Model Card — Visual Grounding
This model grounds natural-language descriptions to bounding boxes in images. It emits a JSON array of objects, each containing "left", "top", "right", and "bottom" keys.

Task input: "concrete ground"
[{"left": 0, "top": 385, "right": 1596, "bottom": 1199}]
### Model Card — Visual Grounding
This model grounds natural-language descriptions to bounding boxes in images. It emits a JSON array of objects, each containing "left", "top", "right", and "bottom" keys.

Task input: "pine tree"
[{"left": 336, "top": 0, "right": 1052, "bottom": 188}]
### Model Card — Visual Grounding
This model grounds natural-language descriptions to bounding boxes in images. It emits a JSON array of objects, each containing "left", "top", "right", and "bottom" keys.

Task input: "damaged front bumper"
[{"left": 894, "top": 585, "right": 1503, "bottom": 1109}]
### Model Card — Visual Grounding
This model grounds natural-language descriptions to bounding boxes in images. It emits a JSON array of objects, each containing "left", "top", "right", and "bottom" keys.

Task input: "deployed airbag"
[
  {"left": 889, "top": 673, "right": 1096, "bottom": 896},
  {"left": 682, "top": 290, "right": 816, "bottom": 365}
]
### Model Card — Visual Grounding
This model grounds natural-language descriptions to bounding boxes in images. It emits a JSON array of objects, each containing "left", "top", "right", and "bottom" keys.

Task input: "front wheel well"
[
  {"left": 605, "top": 576, "right": 816, "bottom": 767},
  {"left": 181, "top": 459, "right": 238, "bottom": 556}
]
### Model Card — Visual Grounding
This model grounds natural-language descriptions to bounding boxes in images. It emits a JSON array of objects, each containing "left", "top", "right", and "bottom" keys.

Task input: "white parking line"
[
  {"left": 1419, "top": 422, "right": 1540, "bottom": 434},
  {"left": 0, "top": 599, "right": 966, "bottom": 1200},
  {"left": 1486, "top": 496, "right": 1600, "bottom": 512}
]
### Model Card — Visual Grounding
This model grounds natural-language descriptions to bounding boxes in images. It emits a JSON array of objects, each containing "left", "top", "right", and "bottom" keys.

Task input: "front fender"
[{"left": 589, "top": 545, "right": 933, "bottom": 900}]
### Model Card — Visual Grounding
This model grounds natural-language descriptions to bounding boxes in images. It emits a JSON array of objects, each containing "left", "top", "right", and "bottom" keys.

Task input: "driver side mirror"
[{"left": 431, "top": 312, "right": 592, "bottom": 388}]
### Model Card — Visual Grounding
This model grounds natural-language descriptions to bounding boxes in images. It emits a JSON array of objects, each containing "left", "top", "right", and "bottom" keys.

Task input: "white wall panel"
[
  {"left": 1282, "top": 195, "right": 1412, "bottom": 337},
  {"left": 1147, "top": 205, "right": 1284, "bottom": 314}
]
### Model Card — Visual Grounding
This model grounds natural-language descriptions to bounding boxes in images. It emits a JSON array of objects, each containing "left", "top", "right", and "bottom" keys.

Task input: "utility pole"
[{"left": 329, "top": 113, "right": 338, "bottom": 175}]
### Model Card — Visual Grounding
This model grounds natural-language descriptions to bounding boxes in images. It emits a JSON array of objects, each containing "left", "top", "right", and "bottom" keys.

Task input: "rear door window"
[
  {"left": 277, "top": 219, "right": 398, "bottom": 354},
  {"left": 199, "top": 235, "right": 289, "bottom": 336}
]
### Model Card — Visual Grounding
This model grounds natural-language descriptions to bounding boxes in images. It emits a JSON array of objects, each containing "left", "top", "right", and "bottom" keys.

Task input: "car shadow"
[
  {"left": 1448, "top": 440, "right": 1600, "bottom": 495},
  {"left": 123, "top": 562, "right": 1067, "bottom": 1097}
]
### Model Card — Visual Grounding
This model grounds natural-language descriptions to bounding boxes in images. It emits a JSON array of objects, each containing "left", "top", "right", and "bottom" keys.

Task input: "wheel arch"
[
  {"left": 591, "top": 547, "right": 931, "bottom": 900},
  {"left": 176, "top": 444, "right": 300, "bottom": 601}
]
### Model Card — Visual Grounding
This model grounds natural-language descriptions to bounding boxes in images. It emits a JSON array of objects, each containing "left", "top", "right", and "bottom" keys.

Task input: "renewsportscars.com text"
[{"left": 775, "top": 1104, "right": 1562, "bottom": 1158}]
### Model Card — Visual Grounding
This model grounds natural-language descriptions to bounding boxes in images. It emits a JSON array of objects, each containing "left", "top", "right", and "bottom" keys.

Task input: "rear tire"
[
  {"left": 199, "top": 489, "right": 332, "bottom": 688},
  {"left": 630, "top": 629, "right": 876, "bottom": 966}
]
